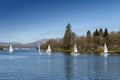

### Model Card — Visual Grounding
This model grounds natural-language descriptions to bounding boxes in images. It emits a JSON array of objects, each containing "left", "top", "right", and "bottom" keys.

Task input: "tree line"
[{"left": 41, "top": 23, "right": 120, "bottom": 53}]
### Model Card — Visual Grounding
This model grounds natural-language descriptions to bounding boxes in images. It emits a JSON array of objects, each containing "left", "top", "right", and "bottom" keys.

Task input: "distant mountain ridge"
[{"left": 0, "top": 39, "right": 49, "bottom": 48}]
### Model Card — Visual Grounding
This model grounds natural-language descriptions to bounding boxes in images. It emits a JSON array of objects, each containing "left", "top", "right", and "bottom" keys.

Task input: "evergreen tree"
[
  {"left": 71, "top": 32, "right": 76, "bottom": 46},
  {"left": 103, "top": 28, "right": 108, "bottom": 37},
  {"left": 93, "top": 29, "right": 101, "bottom": 48},
  {"left": 86, "top": 30, "right": 92, "bottom": 50},
  {"left": 93, "top": 29, "right": 99, "bottom": 36},
  {"left": 87, "top": 30, "right": 91, "bottom": 35},
  {"left": 99, "top": 28, "right": 104, "bottom": 45},
  {"left": 99, "top": 28, "right": 103, "bottom": 36},
  {"left": 63, "top": 23, "right": 72, "bottom": 50},
  {"left": 103, "top": 28, "right": 109, "bottom": 43}
]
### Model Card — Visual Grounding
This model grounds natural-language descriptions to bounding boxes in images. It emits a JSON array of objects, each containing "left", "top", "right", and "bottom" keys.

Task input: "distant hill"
[
  {"left": 0, "top": 39, "right": 49, "bottom": 48},
  {"left": 23, "top": 39, "right": 49, "bottom": 48},
  {"left": 0, "top": 42, "right": 23, "bottom": 47}
]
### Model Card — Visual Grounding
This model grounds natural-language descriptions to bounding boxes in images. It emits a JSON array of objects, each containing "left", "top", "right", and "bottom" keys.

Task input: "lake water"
[{"left": 0, "top": 50, "right": 120, "bottom": 80}]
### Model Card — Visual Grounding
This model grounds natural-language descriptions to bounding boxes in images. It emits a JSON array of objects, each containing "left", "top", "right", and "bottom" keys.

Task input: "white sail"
[
  {"left": 9, "top": 44, "right": 13, "bottom": 53},
  {"left": 46, "top": 45, "right": 51, "bottom": 54},
  {"left": 37, "top": 44, "right": 40, "bottom": 52},
  {"left": 74, "top": 43, "right": 78, "bottom": 53},
  {"left": 104, "top": 43, "right": 108, "bottom": 53},
  {"left": 37, "top": 43, "right": 42, "bottom": 55},
  {"left": 101, "top": 43, "right": 109, "bottom": 57},
  {"left": 47, "top": 45, "right": 51, "bottom": 52},
  {"left": 71, "top": 43, "right": 79, "bottom": 56}
]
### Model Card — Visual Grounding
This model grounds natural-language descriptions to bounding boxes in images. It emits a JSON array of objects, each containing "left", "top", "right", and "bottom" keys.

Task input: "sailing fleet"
[
  {"left": 36, "top": 44, "right": 51, "bottom": 55},
  {"left": 7, "top": 43, "right": 109, "bottom": 57}
]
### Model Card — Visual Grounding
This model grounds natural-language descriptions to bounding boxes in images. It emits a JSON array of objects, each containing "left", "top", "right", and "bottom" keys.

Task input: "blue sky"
[{"left": 0, "top": 0, "right": 120, "bottom": 43}]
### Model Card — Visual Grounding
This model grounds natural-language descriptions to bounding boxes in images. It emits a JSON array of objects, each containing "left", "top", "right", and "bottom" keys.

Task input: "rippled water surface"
[{"left": 0, "top": 50, "right": 120, "bottom": 80}]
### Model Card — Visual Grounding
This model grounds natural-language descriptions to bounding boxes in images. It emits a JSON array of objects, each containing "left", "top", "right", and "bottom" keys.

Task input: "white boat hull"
[
  {"left": 71, "top": 52, "right": 79, "bottom": 56},
  {"left": 104, "top": 53, "right": 108, "bottom": 57},
  {"left": 101, "top": 52, "right": 109, "bottom": 57}
]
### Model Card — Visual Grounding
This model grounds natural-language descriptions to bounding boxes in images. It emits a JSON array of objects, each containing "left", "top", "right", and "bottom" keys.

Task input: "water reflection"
[
  {"left": 47, "top": 56, "right": 51, "bottom": 79},
  {"left": 64, "top": 56, "right": 72, "bottom": 80},
  {"left": 73, "top": 58, "right": 78, "bottom": 79},
  {"left": 0, "top": 55, "right": 27, "bottom": 60},
  {"left": 9, "top": 55, "right": 13, "bottom": 60},
  {"left": 1, "top": 51, "right": 120, "bottom": 80},
  {"left": 104, "top": 58, "right": 107, "bottom": 73},
  {"left": 36, "top": 55, "right": 52, "bottom": 80}
]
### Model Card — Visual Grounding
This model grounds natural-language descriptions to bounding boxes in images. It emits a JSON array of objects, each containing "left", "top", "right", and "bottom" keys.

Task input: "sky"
[{"left": 0, "top": 0, "right": 120, "bottom": 43}]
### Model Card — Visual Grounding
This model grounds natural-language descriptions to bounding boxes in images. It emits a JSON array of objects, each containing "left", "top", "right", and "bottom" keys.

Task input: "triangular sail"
[
  {"left": 104, "top": 43, "right": 108, "bottom": 53},
  {"left": 74, "top": 43, "right": 78, "bottom": 53},
  {"left": 48, "top": 45, "right": 51, "bottom": 52},
  {"left": 46, "top": 45, "right": 51, "bottom": 55},
  {"left": 37, "top": 44, "right": 40, "bottom": 52},
  {"left": 100, "top": 43, "right": 109, "bottom": 57},
  {"left": 71, "top": 43, "right": 79, "bottom": 56},
  {"left": 9, "top": 44, "right": 13, "bottom": 53}
]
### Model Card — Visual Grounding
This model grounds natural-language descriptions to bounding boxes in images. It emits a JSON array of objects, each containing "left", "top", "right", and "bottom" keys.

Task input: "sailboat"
[
  {"left": 71, "top": 43, "right": 79, "bottom": 56},
  {"left": 104, "top": 43, "right": 108, "bottom": 53},
  {"left": 9, "top": 44, "right": 13, "bottom": 53},
  {"left": 46, "top": 45, "right": 51, "bottom": 55},
  {"left": 101, "top": 43, "right": 109, "bottom": 57},
  {"left": 37, "top": 44, "right": 41, "bottom": 55}
]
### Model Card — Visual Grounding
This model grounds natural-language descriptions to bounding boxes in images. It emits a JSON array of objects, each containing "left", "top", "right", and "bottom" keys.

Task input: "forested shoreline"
[
  {"left": 41, "top": 23, "right": 120, "bottom": 54},
  {"left": 0, "top": 23, "right": 119, "bottom": 54}
]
